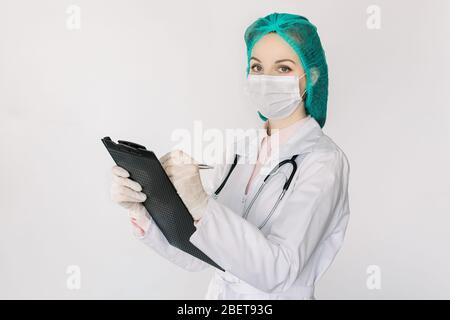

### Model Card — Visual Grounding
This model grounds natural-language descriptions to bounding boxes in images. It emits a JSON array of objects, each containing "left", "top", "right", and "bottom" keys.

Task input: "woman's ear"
[{"left": 310, "top": 67, "right": 320, "bottom": 86}]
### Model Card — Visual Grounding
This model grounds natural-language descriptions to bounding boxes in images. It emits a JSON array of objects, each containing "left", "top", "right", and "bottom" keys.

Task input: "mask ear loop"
[{"left": 298, "top": 73, "right": 307, "bottom": 102}]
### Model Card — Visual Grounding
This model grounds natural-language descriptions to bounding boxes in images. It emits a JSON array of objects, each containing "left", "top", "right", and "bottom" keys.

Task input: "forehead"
[{"left": 251, "top": 32, "right": 300, "bottom": 64}]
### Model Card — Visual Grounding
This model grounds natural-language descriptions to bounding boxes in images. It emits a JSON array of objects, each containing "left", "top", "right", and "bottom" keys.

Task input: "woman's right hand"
[{"left": 110, "top": 165, "right": 150, "bottom": 235}]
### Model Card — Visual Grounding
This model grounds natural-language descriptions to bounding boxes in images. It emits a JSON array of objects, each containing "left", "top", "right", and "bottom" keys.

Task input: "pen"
[{"left": 198, "top": 164, "right": 214, "bottom": 170}]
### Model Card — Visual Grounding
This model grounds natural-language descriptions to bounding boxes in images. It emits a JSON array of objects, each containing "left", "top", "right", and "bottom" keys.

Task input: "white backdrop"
[{"left": 1, "top": 0, "right": 449, "bottom": 299}]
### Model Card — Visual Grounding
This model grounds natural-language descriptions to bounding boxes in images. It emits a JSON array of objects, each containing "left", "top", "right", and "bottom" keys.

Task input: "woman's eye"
[
  {"left": 251, "top": 64, "right": 263, "bottom": 72},
  {"left": 278, "top": 65, "right": 292, "bottom": 73}
]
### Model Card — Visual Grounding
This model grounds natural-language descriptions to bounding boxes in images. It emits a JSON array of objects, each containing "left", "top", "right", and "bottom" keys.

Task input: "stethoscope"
[{"left": 212, "top": 153, "right": 307, "bottom": 229}]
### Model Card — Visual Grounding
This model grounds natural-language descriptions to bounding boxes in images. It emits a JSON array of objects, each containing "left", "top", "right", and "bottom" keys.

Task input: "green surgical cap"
[{"left": 244, "top": 12, "right": 328, "bottom": 128}]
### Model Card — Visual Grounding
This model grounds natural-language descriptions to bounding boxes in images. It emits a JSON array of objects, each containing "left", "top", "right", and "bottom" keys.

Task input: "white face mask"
[{"left": 244, "top": 74, "right": 306, "bottom": 120}]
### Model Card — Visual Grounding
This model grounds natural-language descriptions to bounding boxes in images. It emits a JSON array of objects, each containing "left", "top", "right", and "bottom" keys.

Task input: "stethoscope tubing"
[
  {"left": 243, "top": 157, "right": 298, "bottom": 225},
  {"left": 213, "top": 154, "right": 302, "bottom": 229}
]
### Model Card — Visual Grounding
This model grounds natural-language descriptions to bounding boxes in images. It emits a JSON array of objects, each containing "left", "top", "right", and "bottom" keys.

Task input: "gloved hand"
[
  {"left": 160, "top": 150, "right": 209, "bottom": 221},
  {"left": 110, "top": 165, "right": 150, "bottom": 236}
]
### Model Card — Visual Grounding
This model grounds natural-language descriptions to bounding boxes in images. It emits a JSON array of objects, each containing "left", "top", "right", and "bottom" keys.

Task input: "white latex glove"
[
  {"left": 160, "top": 150, "right": 209, "bottom": 221},
  {"left": 110, "top": 165, "right": 150, "bottom": 236}
]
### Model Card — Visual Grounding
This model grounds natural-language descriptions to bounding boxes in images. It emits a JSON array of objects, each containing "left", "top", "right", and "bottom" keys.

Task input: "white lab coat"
[{"left": 136, "top": 116, "right": 350, "bottom": 300}]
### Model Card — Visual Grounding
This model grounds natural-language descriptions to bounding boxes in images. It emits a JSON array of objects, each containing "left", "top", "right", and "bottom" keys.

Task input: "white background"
[{"left": 1, "top": 0, "right": 449, "bottom": 299}]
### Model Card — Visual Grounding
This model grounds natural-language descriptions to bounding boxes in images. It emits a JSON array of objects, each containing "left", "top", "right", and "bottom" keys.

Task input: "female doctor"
[{"left": 110, "top": 13, "right": 350, "bottom": 300}]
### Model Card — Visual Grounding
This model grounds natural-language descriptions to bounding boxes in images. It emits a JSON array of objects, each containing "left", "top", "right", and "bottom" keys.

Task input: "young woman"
[{"left": 110, "top": 12, "right": 350, "bottom": 300}]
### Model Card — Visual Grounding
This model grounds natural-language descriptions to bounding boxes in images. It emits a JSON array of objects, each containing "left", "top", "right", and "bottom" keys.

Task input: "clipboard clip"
[{"left": 117, "top": 140, "right": 147, "bottom": 151}]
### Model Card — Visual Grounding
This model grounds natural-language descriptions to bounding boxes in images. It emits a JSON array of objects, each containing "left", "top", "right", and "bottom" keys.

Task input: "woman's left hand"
[{"left": 159, "top": 150, "right": 209, "bottom": 221}]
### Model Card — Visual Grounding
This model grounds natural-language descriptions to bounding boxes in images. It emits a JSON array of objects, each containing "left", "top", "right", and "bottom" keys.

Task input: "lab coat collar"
[{"left": 234, "top": 116, "right": 323, "bottom": 161}]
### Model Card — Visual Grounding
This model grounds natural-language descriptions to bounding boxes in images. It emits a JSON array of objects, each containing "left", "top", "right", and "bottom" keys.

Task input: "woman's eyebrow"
[
  {"left": 250, "top": 56, "right": 261, "bottom": 62},
  {"left": 274, "top": 59, "right": 296, "bottom": 64}
]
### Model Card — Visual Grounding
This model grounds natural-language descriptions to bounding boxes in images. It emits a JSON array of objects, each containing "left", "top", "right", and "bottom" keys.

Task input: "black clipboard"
[{"left": 102, "top": 136, "right": 224, "bottom": 271}]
